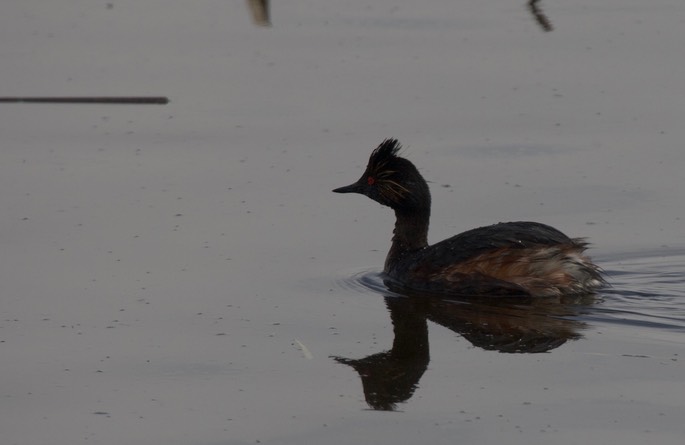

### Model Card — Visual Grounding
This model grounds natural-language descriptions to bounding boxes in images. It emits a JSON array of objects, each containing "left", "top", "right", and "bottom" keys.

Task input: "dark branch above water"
[
  {"left": 0, "top": 97, "right": 169, "bottom": 104},
  {"left": 246, "top": 0, "right": 270, "bottom": 27},
  {"left": 528, "top": 0, "right": 554, "bottom": 32}
]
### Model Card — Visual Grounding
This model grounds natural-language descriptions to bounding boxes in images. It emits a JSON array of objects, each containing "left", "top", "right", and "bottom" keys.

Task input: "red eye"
[{"left": 367, "top": 176, "right": 375, "bottom": 185}]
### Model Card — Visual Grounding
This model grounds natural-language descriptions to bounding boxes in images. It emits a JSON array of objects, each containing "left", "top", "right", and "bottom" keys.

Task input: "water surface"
[{"left": 1, "top": 1, "right": 684, "bottom": 444}]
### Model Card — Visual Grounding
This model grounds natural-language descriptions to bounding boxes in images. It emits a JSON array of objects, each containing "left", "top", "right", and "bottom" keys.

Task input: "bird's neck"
[{"left": 385, "top": 208, "right": 430, "bottom": 272}]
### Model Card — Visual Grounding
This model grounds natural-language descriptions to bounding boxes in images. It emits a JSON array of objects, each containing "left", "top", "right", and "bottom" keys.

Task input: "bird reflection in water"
[
  {"left": 334, "top": 296, "right": 431, "bottom": 411},
  {"left": 333, "top": 289, "right": 593, "bottom": 411}
]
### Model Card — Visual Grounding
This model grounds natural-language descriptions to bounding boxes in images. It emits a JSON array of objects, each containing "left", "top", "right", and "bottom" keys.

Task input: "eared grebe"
[{"left": 333, "top": 139, "right": 604, "bottom": 298}]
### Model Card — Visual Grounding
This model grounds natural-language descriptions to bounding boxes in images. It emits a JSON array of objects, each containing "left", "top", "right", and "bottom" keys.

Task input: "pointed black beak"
[{"left": 332, "top": 182, "right": 363, "bottom": 194}]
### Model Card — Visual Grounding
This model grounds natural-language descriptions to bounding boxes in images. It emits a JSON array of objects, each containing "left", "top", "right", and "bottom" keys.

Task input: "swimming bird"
[{"left": 333, "top": 139, "right": 604, "bottom": 297}]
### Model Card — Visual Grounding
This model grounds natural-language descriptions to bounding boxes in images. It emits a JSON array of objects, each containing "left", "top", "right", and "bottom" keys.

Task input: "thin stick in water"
[{"left": 0, "top": 97, "right": 169, "bottom": 104}]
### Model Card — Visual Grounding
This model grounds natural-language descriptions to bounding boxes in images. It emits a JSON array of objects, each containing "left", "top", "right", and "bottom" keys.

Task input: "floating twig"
[
  {"left": 0, "top": 96, "right": 169, "bottom": 104},
  {"left": 294, "top": 338, "right": 313, "bottom": 359}
]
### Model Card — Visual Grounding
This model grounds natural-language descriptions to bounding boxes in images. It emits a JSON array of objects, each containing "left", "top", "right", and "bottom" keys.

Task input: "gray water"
[{"left": 1, "top": 1, "right": 684, "bottom": 444}]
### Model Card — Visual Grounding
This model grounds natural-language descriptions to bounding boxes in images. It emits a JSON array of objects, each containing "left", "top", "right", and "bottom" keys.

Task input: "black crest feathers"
[{"left": 370, "top": 139, "right": 402, "bottom": 168}]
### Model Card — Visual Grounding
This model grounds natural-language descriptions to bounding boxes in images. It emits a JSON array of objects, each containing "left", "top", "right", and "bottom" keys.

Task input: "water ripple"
[
  {"left": 593, "top": 248, "right": 685, "bottom": 332},
  {"left": 334, "top": 268, "right": 388, "bottom": 295}
]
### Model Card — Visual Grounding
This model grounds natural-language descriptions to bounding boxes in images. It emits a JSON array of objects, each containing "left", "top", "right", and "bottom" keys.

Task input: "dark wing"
[
  {"left": 417, "top": 221, "right": 573, "bottom": 268},
  {"left": 387, "top": 221, "right": 595, "bottom": 298}
]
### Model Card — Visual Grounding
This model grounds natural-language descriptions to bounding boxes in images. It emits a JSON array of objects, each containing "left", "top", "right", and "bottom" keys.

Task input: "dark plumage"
[{"left": 333, "top": 139, "right": 605, "bottom": 298}]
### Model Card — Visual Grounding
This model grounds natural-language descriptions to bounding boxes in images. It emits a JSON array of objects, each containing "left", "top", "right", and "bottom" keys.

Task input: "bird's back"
[{"left": 386, "top": 222, "right": 603, "bottom": 297}]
